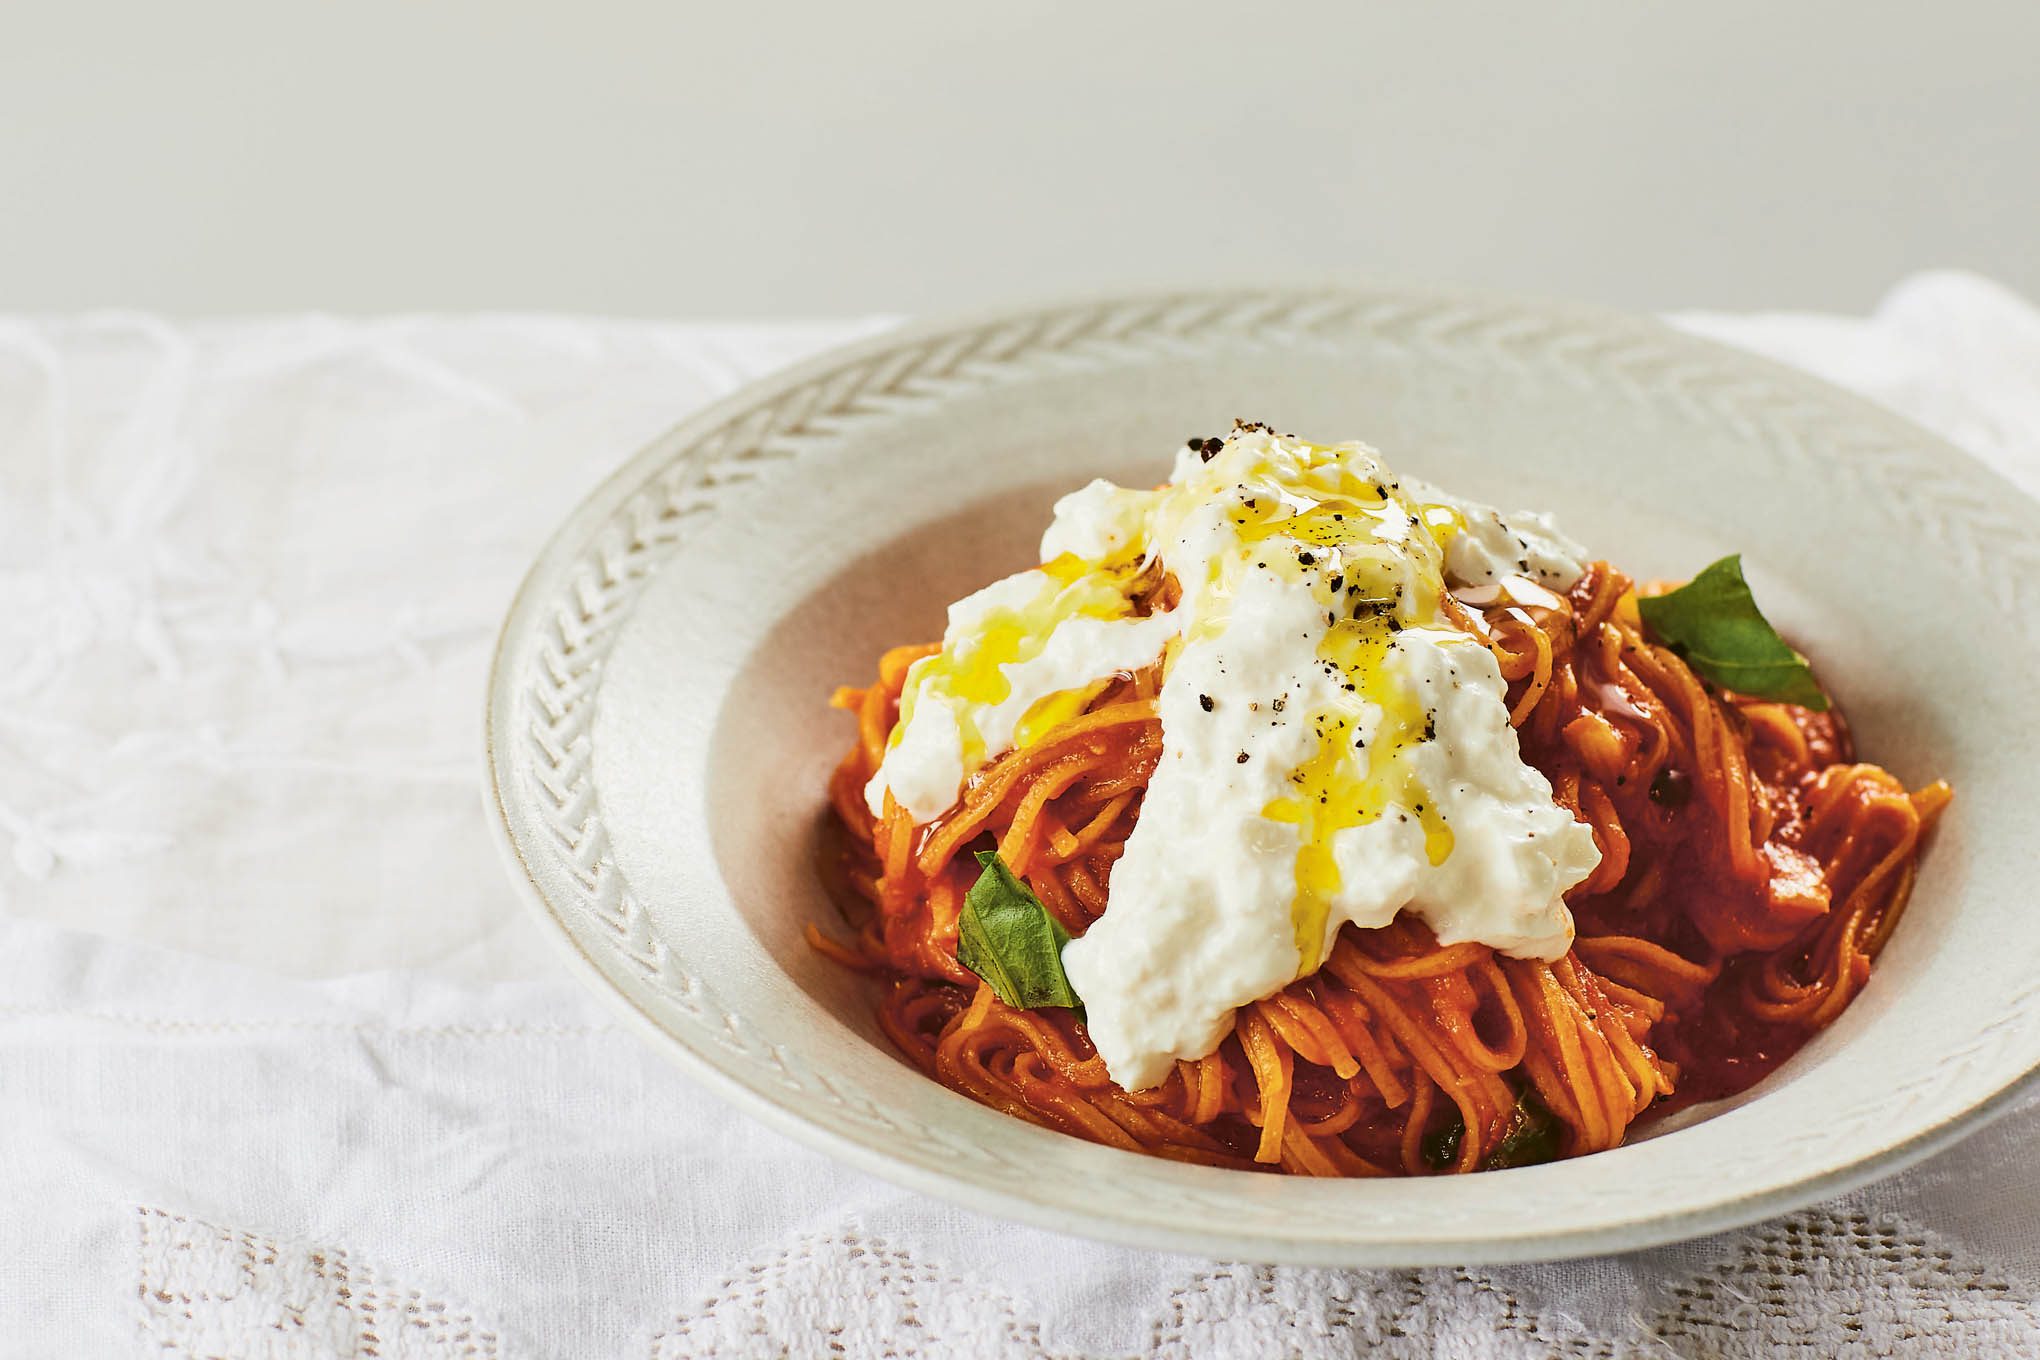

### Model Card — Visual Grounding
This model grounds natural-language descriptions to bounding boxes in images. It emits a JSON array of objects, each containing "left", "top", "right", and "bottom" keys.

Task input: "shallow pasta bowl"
[{"left": 484, "top": 287, "right": 2040, "bottom": 1264}]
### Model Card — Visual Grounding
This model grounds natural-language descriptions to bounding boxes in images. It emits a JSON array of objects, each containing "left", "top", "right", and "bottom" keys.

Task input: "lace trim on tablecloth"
[
  {"left": 640, "top": 1210, "right": 2040, "bottom": 1359},
  {"left": 136, "top": 1206, "right": 501, "bottom": 1360},
  {"left": 135, "top": 1202, "right": 2040, "bottom": 1359}
]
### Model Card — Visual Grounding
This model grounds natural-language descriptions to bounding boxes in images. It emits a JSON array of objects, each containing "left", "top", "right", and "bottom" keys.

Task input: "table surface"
[{"left": 5, "top": 274, "right": 2040, "bottom": 1359}]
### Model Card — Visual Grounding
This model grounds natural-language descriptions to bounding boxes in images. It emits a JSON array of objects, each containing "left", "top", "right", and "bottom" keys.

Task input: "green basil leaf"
[
  {"left": 956, "top": 851, "right": 1083, "bottom": 1011},
  {"left": 1482, "top": 1090, "right": 1562, "bottom": 1170},
  {"left": 1636, "top": 555, "right": 1829, "bottom": 711},
  {"left": 1421, "top": 1114, "right": 1465, "bottom": 1171}
]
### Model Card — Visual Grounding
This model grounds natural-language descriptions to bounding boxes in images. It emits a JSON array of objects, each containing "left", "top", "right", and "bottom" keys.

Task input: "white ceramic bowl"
[{"left": 485, "top": 287, "right": 2040, "bottom": 1264}]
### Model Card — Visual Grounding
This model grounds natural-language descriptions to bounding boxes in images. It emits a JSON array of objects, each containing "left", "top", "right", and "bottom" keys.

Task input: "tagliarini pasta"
[{"left": 814, "top": 427, "right": 1948, "bottom": 1175}]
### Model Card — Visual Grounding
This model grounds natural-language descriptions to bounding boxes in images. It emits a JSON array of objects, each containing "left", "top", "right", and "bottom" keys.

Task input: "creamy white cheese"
[
  {"left": 1404, "top": 479, "right": 1591, "bottom": 591},
  {"left": 1038, "top": 478, "right": 1154, "bottom": 563},
  {"left": 865, "top": 428, "right": 1602, "bottom": 1091},
  {"left": 864, "top": 564, "right": 1177, "bottom": 823}
]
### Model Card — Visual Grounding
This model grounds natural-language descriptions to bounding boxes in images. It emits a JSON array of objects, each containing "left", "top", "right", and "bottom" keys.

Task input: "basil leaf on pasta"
[
  {"left": 957, "top": 851, "right": 1083, "bottom": 1012},
  {"left": 1636, "top": 555, "right": 1829, "bottom": 711},
  {"left": 1421, "top": 1115, "right": 1465, "bottom": 1171},
  {"left": 1483, "top": 1091, "right": 1561, "bottom": 1170}
]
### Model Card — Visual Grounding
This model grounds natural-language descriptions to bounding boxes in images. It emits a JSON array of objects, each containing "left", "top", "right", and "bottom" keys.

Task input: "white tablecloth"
[{"left": 5, "top": 275, "right": 2040, "bottom": 1359}]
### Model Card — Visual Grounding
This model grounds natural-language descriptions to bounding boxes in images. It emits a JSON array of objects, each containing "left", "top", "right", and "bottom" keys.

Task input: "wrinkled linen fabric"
[{"left": 2, "top": 274, "right": 2038, "bottom": 1359}]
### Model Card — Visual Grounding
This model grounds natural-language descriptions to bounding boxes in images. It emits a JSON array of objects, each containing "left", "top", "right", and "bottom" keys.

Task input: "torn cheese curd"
[{"left": 866, "top": 427, "right": 1603, "bottom": 1090}]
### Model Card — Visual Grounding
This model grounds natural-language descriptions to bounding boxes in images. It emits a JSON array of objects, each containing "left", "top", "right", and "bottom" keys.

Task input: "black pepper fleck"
[
  {"left": 1199, "top": 694, "right": 1214, "bottom": 712},
  {"left": 1236, "top": 751, "right": 1250, "bottom": 764}
]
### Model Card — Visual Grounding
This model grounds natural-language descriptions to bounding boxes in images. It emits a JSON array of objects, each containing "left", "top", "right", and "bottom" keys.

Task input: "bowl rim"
[{"left": 483, "top": 281, "right": 2040, "bottom": 1264}]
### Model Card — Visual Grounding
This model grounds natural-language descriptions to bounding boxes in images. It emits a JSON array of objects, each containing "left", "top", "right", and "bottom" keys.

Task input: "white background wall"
[{"left": 2, "top": 1, "right": 2034, "bottom": 317}]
